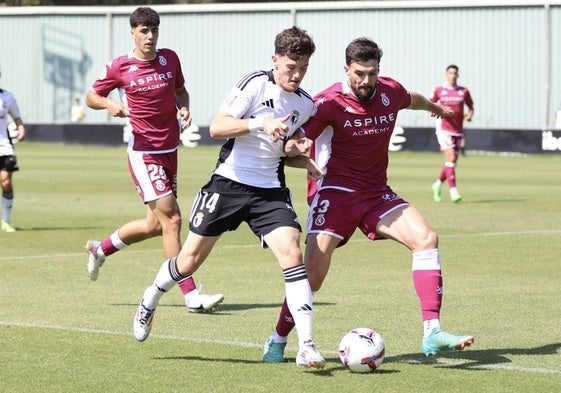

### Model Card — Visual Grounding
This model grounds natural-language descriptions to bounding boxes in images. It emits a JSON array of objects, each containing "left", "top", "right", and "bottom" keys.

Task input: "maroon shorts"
[{"left": 307, "top": 187, "right": 409, "bottom": 247}]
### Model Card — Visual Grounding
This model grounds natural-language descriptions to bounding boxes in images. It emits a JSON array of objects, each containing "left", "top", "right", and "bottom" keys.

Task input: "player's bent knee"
[{"left": 413, "top": 228, "right": 438, "bottom": 250}]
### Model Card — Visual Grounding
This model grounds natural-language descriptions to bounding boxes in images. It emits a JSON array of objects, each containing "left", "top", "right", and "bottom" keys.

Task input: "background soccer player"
[
  {"left": 429, "top": 64, "right": 474, "bottom": 203},
  {"left": 0, "top": 66, "right": 26, "bottom": 233}
]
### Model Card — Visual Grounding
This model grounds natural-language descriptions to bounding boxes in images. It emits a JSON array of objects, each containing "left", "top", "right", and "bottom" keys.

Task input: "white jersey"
[
  {"left": 212, "top": 70, "right": 315, "bottom": 188},
  {"left": 0, "top": 89, "right": 20, "bottom": 156}
]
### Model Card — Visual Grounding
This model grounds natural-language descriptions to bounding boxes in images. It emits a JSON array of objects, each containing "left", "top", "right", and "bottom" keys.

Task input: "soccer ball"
[{"left": 338, "top": 327, "right": 385, "bottom": 373}]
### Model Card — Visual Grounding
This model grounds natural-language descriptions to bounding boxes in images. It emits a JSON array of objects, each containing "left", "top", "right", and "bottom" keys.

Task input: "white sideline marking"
[
  {"left": 2, "top": 229, "right": 561, "bottom": 262},
  {"left": 442, "top": 229, "right": 561, "bottom": 238},
  {"left": 437, "top": 357, "right": 561, "bottom": 374},
  {"left": 1, "top": 321, "right": 560, "bottom": 375}
]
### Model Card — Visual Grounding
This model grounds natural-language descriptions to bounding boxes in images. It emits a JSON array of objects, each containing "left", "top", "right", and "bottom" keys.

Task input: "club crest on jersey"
[
  {"left": 290, "top": 110, "right": 300, "bottom": 125},
  {"left": 158, "top": 56, "right": 167, "bottom": 66},
  {"left": 381, "top": 93, "right": 390, "bottom": 107}
]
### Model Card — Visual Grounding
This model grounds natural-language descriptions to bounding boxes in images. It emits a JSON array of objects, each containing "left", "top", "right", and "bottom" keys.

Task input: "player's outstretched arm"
[
  {"left": 210, "top": 113, "right": 290, "bottom": 142},
  {"left": 408, "top": 91, "right": 453, "bottom": 118},
  {"left": 285, "top": 155, "right": 324, "bottom": 181}
]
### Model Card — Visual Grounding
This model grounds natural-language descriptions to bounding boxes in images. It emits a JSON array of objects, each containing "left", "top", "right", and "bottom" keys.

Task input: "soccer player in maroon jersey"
[
  {"left": 263, "top": 37, "right": 474, "bottom": 363},
  {"left": 84, "top": 7, "right": 223, "bottom": 312},
  {"left": 429, "top": 65, "right": 474, "bottom": 203}
]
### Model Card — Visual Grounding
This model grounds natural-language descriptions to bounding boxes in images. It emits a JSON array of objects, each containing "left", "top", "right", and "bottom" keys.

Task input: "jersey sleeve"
[
  {"left": 8, "top": 94, "right": 21, "bottom": 120},
  {"left": 464, "top": 88, "right": 474, "bottom": 109},
  {"left": 392, "top": 79, "right": 413, "bottom": 110},
  {"left": 91, "top": 59, "right": 121, "bottom": 97},
  {"left": 218, "top": 85, "right": 252, "bottom": 119},
  {"left": 217, "top": 72, "right": 264, "bottom": 119},
  {"left": 301, "top": 95, "right": 333, "bottom": 141},
  {"left": 169, "top": 50, "right": 185, "bottom": 89}
]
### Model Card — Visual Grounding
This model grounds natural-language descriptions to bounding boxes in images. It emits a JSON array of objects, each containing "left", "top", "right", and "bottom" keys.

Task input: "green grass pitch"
[{"left": 1, "top": 142, "right": 560, "bottom": 392}]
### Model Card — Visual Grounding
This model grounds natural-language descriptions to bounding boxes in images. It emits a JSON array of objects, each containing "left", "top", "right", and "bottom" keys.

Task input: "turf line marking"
[
  {"left": 0, "top": 320, "right": 262, "bottom": 347},
  {"left": 2, "top": 321, "right": 560, "bottom": 375},
  {"left": 2, "top": 228, "right": 561, "bottom": 262},
  {"left": 436, "top": 357, "right": 561, "bottom": 374},
  {"left": 442, "top": 229, "right": 561, "bottom": 238}
]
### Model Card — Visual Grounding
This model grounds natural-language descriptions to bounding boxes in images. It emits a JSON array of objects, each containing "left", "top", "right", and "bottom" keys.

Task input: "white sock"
[
  {"left": 272, "top": 332, "right": 288, "bottom": 344},
  {"left": 142, "top": 257, "right": 184, "bottom": 309},
  {"left": 110, "top": 230, "right": 129, "bottom": 250},
  {"left": 423, "top": 319, "right": 441, "bottom": 338},
  {"left": 283, "top": 265, "right": 313, "bottom": 347},
  {"left": 2, "top": 192, "right": 13, "bottom": 222}
]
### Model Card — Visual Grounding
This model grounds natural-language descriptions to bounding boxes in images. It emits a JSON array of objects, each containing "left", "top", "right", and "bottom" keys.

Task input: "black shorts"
[
  {"left": 188, "top": 175, "right": 301, "bottom": 242},
  {"left": 0, "top": 155, "right": 18, "bottom": 172}
]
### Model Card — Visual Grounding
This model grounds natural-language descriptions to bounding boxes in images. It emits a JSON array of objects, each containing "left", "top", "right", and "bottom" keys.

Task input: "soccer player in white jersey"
[
  {"left": 133, "top": 26, "right": 326, "bottom": 369},
  {"left": 263, "top": 38, "right": 474, "bottom": 363},
  {"left": 0, "top": 66, "right": 26, "bottom": 233},
  {"left": 85, "top": 7, "right": 223, "bottom": 312},
  {"left": 430, "top": 65, "right": 474, "bottom": 203}
]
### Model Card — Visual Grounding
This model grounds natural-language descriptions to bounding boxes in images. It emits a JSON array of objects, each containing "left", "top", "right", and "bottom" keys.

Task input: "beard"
[{"left": 355, "top": 85, "right": 374, "bottom": 101}]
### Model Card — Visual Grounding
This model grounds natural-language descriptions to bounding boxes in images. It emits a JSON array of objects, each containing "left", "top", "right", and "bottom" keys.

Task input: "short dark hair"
[
  {"left": 130, "top": 7, "right": 160, "bottom": 28},
  {"left": 274, "top": 26, "right": 316, "bottom": 61},
  {"left": 446, "top": 64, "right": 459, "bottom": 72},
  {"left": 345, "top": 37, "right": 383, "bottom": 66}
]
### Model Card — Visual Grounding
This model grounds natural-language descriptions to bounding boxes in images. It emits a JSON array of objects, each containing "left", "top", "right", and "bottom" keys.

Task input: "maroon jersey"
[
  {"left": 430, "top": 85, "right": 473, "bottom": 135},
  {"left": 91, "top": 48, "right": 185, "bottom": 152},
  {"left": 303, "top": 77, "right": 412, "bottom": 194}
]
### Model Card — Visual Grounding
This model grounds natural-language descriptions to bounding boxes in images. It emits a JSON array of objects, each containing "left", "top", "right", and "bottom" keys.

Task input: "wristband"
[{"left": 248, "top": 117, "right": 264, "bottom": 132}]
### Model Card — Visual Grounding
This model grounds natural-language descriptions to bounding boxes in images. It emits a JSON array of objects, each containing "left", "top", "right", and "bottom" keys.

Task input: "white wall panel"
[{"left": 1, "top": 2, "right": 560, "bottom": 129}]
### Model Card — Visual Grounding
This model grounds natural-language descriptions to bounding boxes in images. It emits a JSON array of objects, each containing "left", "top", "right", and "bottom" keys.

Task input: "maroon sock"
[
  {"left": 444, "top": 165, "right": 457, "bottom": 189},
  {"left": 178, "top": 276, "right": 196, "bottom": 295},
  {"left": 412, "top": 269, "right": 442, "bottom": 320},
  {"left": 275, "top": 298, "right": 295, "bottom": 337},
  {"left": 99, "top": 238, "right": 119, "bottom": 257}
]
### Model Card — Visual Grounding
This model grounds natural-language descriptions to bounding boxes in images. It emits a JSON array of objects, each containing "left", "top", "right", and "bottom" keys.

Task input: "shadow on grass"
[
  {"left": 153, "top": 355, "right": 397, "bottom": 376},
  {"left": 154, "top": 343, "right": 561, "bottom": 375},
  {"left": 388, "top": 342, "right": 561, "bottom": 370},
  {"left": 111, "top": 301, "right": 335, "bottom": 313}
]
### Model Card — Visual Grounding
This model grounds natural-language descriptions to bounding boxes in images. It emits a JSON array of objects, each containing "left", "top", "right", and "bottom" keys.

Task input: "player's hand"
[
  {"left": 307, "top": 158, "right": 324, "bottom": 181},
  {"left": 106, "top": 99, "right": 130, "bottom": 118},
  {"left": 177, "top": 107, "right": 192, "bottom": 130},
  {"left": 16, "top": 127, "right": 25, "bottom": 142},
  {"left": 262, "top": 114, "right": 290, "bottom": 142},
  {"left": 431, "top": 105, "right": 454, "bottom": 119},
  {"left": 285, "top": 136, "right": 312, "bottom": 157}
]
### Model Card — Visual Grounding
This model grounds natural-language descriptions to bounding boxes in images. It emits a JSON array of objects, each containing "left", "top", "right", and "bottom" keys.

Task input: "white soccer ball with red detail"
[{"left": 338, "top": 327, "right": 385, "bottom": 373}]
